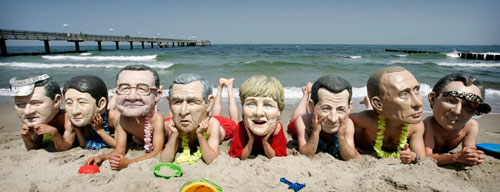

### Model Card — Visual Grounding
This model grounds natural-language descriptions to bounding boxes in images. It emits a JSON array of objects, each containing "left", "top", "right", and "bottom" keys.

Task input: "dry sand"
[{"left": 0, "top": 103, "right": 499, "bottom": 192}]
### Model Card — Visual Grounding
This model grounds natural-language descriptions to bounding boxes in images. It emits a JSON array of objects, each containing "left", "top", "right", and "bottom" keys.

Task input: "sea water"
[{"left": 1, "top": 44, "right": 499, "bottom": 113}]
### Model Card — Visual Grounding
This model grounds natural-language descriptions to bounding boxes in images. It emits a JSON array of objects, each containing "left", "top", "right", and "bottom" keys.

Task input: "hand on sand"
[
  {"left": 109, "top": 153, "right": 130, "bottom": 170},
  {"left": 400, "top": 144, "right": 416, "bottom": 164},
  {"left": 34, "top": 124, "right": 58, "bottom": 136},
  {"left": 457, "top": 146, "right": 485, "bottom": 165},
  {"left": 84, "top": 156, "right": 103, "bottom": 166}
]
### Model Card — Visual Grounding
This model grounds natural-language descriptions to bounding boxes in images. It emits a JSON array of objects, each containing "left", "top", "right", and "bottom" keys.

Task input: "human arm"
[
  {"left": 262, "top": 124, "right": 279, "bottom": 158},
  {"left": 84, "top": 120, "right": 127, "bottom": 167},
  {"left": 239, "top": 125, "right": 255, "bottom": 160},
  {"left": 112, "top": 113, "right": 165, "bottom": 170},
  {"left": 425, "top": 120, "right": 484, "bottom": 165},
  {"left": 34, "top": 123, "right": 74, "bottom": 151},
  {"left": 297, "top": 113, "right": 321, "bottom": 158},
  {"left": 19, "top": 124, "right": 43, "bottom": 150},
  {"left": 401, "top": 123, "right": 426, "bottom": 164},
  {"left": 338, "top": 118, "right": 359, "bottom": 160},
  {"left": 197, "top": 117, "right": 220, "bottom": 164},
  {"left": 160, "top": 119, "right": 179, "bottom": 162},
  {"left": 91, "top": 112, "right": 117, "bottom": 148}
]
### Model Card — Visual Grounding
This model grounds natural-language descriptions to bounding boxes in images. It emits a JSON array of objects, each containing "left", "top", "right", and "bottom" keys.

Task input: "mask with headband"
[
  {"left": 442, "top": 91, "right": 491, "bottom": 115},
  {"left": 9, "top": 74, "right": 51, "bottom": 96}
]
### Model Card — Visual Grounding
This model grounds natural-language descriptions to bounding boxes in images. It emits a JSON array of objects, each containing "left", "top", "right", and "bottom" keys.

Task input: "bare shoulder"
[
  {"left": 409, "top": 120, "right": 425, "bottom": 135},
  {"left": 350, "top": 110, "right": 377, "bottom": 129},
  {"left": 463, "top": 118, "right": 479, "bottom": 132}
]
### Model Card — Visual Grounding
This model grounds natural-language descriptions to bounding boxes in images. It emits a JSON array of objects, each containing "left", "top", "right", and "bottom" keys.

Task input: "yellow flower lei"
[
  {"left": 175, "top": 133, "right": 206, "bottom": 164},
  {"left": 373, "top": 115, "right": 409, "bottom": 158}
]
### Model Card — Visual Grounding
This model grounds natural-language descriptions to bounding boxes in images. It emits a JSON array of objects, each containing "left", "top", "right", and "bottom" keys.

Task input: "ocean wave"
[
  {"left": 445, "top": 51, "right": 460, "bottom": 58},
  {"left": 42, "top": 54, "right": 157, "bottom": 61},
  {"left": 80, "top": 53, "right": 92, "bottom": 56},
  {"left": 0, "top": 62, "right": 174, "bottom": 69},
  {"left": 346, "top": 56, "right": 362, "bottom": 59},
  {"left": 436, "top": 62, "right": 500, "bottom": 68}
]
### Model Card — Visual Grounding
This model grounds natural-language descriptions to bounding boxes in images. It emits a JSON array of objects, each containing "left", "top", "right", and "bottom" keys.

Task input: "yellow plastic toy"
[{"left": 180, "top": 179, "right": 222, "bottom": 192}]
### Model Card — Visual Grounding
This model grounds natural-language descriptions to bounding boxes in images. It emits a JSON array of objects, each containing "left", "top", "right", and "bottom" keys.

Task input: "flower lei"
[
  {"left": 143, "top": 108, "right": 155, "bottom": 153},
  {"left": 373, "top": 115, "right": 409, "bottom": 158},
  {"left": 175, "top": 133, "right": 204, "bottom": 164}
]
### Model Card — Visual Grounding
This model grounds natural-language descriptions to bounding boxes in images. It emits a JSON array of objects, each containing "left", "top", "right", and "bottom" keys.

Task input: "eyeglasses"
[{"left": 116, "top": 83, "right": 158, "bottom": 96}]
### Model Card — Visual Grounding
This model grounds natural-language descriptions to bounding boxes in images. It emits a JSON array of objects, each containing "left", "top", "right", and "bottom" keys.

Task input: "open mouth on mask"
[{"left": 253, "top": 120, "right": 267, "bottom": 125}]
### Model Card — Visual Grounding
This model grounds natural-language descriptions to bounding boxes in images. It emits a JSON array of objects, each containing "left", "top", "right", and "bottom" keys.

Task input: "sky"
[{"left": 1, "top": 0, "right": 499, "bottom": 45}]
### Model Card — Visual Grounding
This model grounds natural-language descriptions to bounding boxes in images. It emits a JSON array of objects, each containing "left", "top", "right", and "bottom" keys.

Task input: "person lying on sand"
[
  {"left": 63, "top": 75, "right": 117, "bottom": 150},
  {"left": 424, "top": 73, "right": 490, "bottom": 165},
  {"left": 288, "top": 76, "right": 358, "bottom": 160},
  {"left": 160, "top": 74, "right": 236, "bottom": 164},
  {"left": 228, "top": 75, "right": 287, "bottom": 159},
  {"left": 350, "top": 66, "right": 426, "bottom": 164},
  {"left": 10, "top": 74, "right": 75, "bottom": 151},
  {"left": 84, "top": 65, "right": 164, "bottom": 170}
]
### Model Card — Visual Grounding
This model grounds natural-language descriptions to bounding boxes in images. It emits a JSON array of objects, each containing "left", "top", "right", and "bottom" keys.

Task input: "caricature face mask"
[
  {"left": 376, "top": 70, "right": 423, "bottom": 124},
  {"left": 169, "top": 81, "right": 211, "bottom": 133},
  {"left": 242, "top": 96, "right": 281, "bottom": 136},
  {"left": 11, "top": 74, "right": 60, "bottom": 128},
  {"left": 314, "top": 89, "right": 351, "bottom": 134},
  {"left": 115, "top": 70, "right": 160, "bottom": 117},
  {"left": 65, "top": 89, "right": 99, "bottom": 127},
  {"left": 13, "top": 87, "right": 60, "bottom": 128}
]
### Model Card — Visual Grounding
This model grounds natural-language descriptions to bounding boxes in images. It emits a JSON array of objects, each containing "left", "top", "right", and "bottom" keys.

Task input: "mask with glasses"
[{"left": 116, "top": 83, "right": 158, "bottom": 96}]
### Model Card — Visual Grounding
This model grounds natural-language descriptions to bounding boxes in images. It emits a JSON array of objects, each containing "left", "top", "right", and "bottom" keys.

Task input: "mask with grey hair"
[{"left": 169, "top": 73, "right": 212, "bottom": 103}]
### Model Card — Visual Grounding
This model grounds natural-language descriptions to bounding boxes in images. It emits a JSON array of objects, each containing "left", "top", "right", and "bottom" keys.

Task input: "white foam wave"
[
  {"left": 396, "top": 54, "right": 407, "bottom": 57},
  {"left": 0, "top": 88, "right": 11, "bottom": 97},
  {"left": 42, "top": 54, "right": 157, "bottom": 61},
  {"left": 436, "top": 62, "right": 500, "bottom": 68},
  {"left": 485, "top": 88, "right": 500, "bottom": 97},
  {"left": 0, "top": 62, "right": 174, "bottom": 69},
  {"left": 445, "top": 51, "right": 460, "bottom": 58},
  {"left": 80, "top": 53, "right": 92, "bottom": 56},
  {"left": 347, "top": 56, "right": 362, "bottom": 59}
]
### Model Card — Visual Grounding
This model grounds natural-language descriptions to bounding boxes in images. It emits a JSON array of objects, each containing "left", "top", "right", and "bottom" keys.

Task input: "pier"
[
  {"left": 0, "top": 29, "right": 211, "bottom": 56},
  {"left": 385, "top": 49, "right": 500, "bottom": 61}
]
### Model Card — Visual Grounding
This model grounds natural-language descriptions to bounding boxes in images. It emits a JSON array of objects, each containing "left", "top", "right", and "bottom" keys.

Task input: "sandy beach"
[{"left": 0, "top": 101, "right": 499, "bottom": 192}]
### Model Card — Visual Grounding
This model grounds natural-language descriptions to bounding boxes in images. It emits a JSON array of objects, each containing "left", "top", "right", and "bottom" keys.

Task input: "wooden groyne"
[
  {"left": 385, "top": 49, "right": 440, "bottom": 54},
  {"left": 0, "top": 29, "right": 211, "bottom": 56},
  {"left": 385, "top": 49, "right": 500, "bottom": 61},
  {"left": 457, "top": 52, "right": 500, "bottom": 61}
]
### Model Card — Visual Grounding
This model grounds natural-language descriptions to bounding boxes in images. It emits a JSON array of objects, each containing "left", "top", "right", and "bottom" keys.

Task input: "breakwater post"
[{"left": 385, "top": 49, "right": 499, "bottom": 61}]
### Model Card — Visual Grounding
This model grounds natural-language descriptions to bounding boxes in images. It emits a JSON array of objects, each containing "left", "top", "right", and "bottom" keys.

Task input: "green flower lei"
[{"left": 373, "top": 115, "right": 409, "bottom": 158}]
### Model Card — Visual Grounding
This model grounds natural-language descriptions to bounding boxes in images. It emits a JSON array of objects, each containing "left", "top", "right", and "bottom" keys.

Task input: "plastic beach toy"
[
  {"left": 180, "top": 179, "right": 222, "bottom": 192},
  {"left": 153, "top": 163, "right": 183, "bottom": 179},
  {"left": 280, "top": 177, "right": 305, "bottom": 192},
  {"left": 78, "top": 165, "right": 100, "bottom": 174}
]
